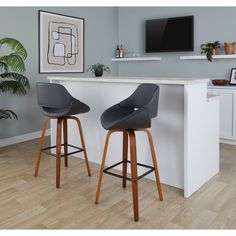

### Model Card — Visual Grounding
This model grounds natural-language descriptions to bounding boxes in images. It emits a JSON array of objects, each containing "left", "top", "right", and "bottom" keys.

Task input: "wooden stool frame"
[
  {"left": 95, "top": 128, "right": 163, "bottom": 222},
  {"left": 34, "top": 115, "right": 91, "bottom": 188}
]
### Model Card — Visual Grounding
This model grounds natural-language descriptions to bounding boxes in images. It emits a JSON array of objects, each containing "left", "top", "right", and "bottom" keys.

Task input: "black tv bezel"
[{"left": 145, "top": 15, "right": 194, "bottom": 53}]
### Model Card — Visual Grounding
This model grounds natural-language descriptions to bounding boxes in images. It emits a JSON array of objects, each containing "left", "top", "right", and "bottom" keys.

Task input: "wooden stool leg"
[
  {"left": 129, "top": 130, "right": 139, "bottom": 222},
  {"left": 68, "top": 116, "right": 91, "bottom": 177},
  {"left": 95, "top": 130, "right": 113, "bottom": 204},
  {"left": 63, "top": 118, "right": 68, "bottom": 167},
  {"left": 56, "top": 118, "right": 62, "bottom": 188},
  {"left": 34, "top": 117, "right": 50, "bottom": 177},
  {"left": 77, "top": 119, "right": 91, "bottom": 177},
  {"left": 145, "top": 129, "right": 163, "bottom": 201},
  {"left": 122, "top": 131, "right": 128, "bottom": 188}
]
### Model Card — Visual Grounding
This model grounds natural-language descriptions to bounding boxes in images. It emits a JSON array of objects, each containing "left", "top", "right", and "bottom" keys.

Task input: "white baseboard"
[
  {"left": 0, "top": 129, "right": 50, "bottom": 148},
  {"left": 220, "top": 138, "right": 236, "bottom": 145}
]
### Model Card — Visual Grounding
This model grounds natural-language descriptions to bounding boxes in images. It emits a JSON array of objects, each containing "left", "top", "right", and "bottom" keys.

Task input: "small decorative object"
[
  {"left": 212, "top": 79, "right": 228, "bottom": 86},
  {"left": 200, "top": 41, "right": 221, "bottom": 62},
  {"left": 87, "top": 63, "right": 111, "bottom": 77},
  {"left": 115, "top": 45, "right": 120, "bottom": 58},
  {"left": 229, "top": 68, "right": 236, "bottom": 85},
  {"left": 0, "top": 38, "right": 30, "bottom": 119},
  {"left": 39, "top": 10, "right": 84, "bottom": 73},
  {"left": 119, "top": 44, "right": 125, "bottom": 58},
  {"left": 224, "top": 42, "right": 235, "bottom": 55}
]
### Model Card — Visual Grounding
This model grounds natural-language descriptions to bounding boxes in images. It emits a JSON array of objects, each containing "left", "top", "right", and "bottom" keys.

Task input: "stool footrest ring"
[
  {"left": 103, "top": 160, "right": 155, "bottom": 181},
  {"left": 42, "top": 144, "right": 83, "bottom": 158}
]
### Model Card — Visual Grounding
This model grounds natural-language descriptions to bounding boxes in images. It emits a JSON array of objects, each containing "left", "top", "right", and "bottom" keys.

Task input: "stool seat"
[
  {"left": 41, "top": 98, "right": 89, "bottom": 118},
  {"left": 101, "top": 104, "right": 151, "bottom": 130},
  {"left": 101, "top": 83, "right": 159, "bottom": 130},
  {"left": 37, "top": 82, "right": 90, "bottom": 118}
]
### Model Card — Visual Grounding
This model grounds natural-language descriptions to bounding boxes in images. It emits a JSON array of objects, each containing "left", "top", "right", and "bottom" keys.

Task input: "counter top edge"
[{"left": 47, "top": 76, "right": 210, "bottom": 85}]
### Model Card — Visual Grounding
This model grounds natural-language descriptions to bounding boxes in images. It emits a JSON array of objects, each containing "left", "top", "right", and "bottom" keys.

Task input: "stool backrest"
[
  {"left": 119, "top": 83, "right": 159, "bottom": 118},
  {"left": 36, "top": 83, "right": 72, "bottom": 109}
]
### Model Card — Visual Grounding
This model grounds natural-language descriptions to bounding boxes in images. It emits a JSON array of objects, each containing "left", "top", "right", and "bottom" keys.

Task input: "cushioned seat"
[
  {"left": 101, "top": 83, "right": 159, "bottom": 130},
  {"left": 37, "top": 83, "right": 90, "bottom": 118}
]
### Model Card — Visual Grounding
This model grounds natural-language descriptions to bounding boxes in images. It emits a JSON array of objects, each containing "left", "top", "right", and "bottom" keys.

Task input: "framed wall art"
[
  {"left": 39, "top": 10, "right": 84, "bottom": 73},
  {"left": 229, "top": 68, "right": 236, "bottom": 85}
]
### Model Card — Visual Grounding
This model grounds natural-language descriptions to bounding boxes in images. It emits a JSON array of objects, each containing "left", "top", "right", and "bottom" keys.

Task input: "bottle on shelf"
[
  {"left": 115, "top": 45, "right": 120, "bottom": 58},
  {"left": 119, "top": 44, "right": 125, "bottom": 58}
]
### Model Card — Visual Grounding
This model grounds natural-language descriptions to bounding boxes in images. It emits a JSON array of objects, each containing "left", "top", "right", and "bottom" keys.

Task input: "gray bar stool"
[
  {"left": 34, "top": 82, "right": 91, "bottom": 188},
  {"left": 95, "top": 83, "right": 163, "bottom": 221}
]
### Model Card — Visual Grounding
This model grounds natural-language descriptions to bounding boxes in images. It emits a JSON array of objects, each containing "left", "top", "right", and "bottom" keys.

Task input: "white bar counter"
[{"left": 48, "top": 76, "right": 220, "bottom": 198}]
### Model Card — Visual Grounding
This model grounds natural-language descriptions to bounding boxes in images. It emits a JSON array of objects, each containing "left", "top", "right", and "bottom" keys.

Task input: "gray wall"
[
  {"left": 118, "top": 7, "right": 236, "bottom": 78},
  {"left": 0, "top": 7, "right": 118, "bottom": 139},
  {"left": 1, "top": 6, "right": 236, "bottom": 139}
]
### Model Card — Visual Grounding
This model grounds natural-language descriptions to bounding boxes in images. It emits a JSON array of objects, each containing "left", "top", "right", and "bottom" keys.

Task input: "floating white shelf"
[
  {"left": 180, "top": 54, "right": 236, "bottom": 60},
  {"left": 111, "top": 57, "right": 162, "bottom": 62}
]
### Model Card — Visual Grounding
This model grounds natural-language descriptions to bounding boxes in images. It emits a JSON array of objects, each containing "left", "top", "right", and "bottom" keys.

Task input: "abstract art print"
[
  {"left": 39, "top": 11, "right": 84, "bottom": 73},
  {"left": 229, "top": 68, "right": 236, "bottom": 85}
]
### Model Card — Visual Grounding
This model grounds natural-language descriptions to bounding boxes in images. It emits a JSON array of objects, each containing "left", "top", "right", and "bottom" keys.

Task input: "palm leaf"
[
  {"left": 0, "top": 38, "right": 27, "bottom": 60},
  {"left": 0, "top": 38, "right": 29, "bottom": 121},
  {"left": 0, "top": 72, "right": 30, "bottom": 95},
  {"left": 0, "top": 60, "right": 8, "bottom": 73},
  {"left": 0, "top": 109, "right": 17, "bottom": 119},
  {"left": 0, "top": 53, "right": 25, "bottom": 73}
]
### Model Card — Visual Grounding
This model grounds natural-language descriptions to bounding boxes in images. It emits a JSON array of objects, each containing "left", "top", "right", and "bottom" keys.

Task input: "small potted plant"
[
  {"left": 224, "top": 42, "right": 235, "bottom": 55},
  {"left": 200, "top": 41, "right": 221, "bottom": 62},
  {"left": 87, "top": 63, "right": 111, "bottom": 77}
]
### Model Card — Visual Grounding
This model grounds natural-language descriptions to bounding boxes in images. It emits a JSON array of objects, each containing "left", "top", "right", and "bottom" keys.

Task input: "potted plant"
[
  {"left": 0, "top": 38, "right": 30, "bottom": 119},
  {"left": 224, "top": 42, "right": 235, "bottom": 55},
  {"left": 200, "top": 41, "right": 221, "bottom": 62},
  {"left": 87, "top": 63, "right": 111, "bottom": 77}
]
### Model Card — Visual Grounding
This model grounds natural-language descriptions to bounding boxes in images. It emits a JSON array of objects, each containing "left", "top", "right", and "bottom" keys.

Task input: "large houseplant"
[
  {"left": 0, "top": 38, "right": 30, "bottom": 119},
  {"left": 200, "top": 41, "right": 221, "bottom": 62}
]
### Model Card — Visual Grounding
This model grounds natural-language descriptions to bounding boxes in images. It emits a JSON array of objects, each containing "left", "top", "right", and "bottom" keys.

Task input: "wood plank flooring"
[{"left": 0, "top": 138, "right": 236, "bottom": 229}]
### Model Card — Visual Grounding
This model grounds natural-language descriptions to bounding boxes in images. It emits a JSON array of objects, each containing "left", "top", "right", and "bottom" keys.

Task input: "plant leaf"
[
  {"left": 0, "top": 109, "right": 17, "bottom": 119},
  {"left": 0, "top": 60, "right": 8, "bottom": 73},
  {"left": 0, "top": 72, "right": 30, "bottom": 95},
  {"left": 0, "top": 53, "right": 25, "bottom": 73},
  {"left": 206, "top": 53, "right": 212, "bottom": 62},
  {"left": 0, "top": 38, "right": 27, "bottom": 60}
]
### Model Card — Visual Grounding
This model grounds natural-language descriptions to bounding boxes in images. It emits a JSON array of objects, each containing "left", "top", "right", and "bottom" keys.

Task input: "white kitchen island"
[{"left": 48, "top": 76, "right": 220, "bottom": 198}]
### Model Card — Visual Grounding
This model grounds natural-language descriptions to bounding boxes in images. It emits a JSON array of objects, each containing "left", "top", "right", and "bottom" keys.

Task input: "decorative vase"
[
  {"left": 211, "top": 48, "right": 217, "bottom": 55},
  {"left": 95, "top": 68, "right": 103, "bottom": 77},
  {"left": 224, "top": 42, "right": 235, "bottom": 55}
]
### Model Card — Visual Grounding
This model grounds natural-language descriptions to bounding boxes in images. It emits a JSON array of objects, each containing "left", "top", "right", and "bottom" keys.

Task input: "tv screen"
[{"left": 145, "top": 15, "right": 194, "bottom": 53}]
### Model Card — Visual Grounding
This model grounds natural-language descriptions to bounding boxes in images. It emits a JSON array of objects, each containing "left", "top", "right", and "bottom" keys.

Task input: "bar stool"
[
  {"left": 95, "top": 83, "right": 163, "bottom": 221},
  {"left": 34, "top": 82, "right": 91, "bottom": 188}
]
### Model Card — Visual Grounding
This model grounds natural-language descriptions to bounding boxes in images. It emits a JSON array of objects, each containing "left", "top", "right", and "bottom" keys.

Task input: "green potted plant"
[
  {"left": 0, "top": 38, "right": 30, "bottom": 119},
  {"left": 200, "top": 41, "right": 221, "bottom": 62},
  {"left": 87, "top": 63, "right": 111, "bottom": 77}
]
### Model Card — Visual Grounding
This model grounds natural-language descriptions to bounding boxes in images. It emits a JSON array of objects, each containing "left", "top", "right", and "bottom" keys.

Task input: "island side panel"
[
  {"left": 184, "top": 83, "right": 219, "bottom": 197},
  {"left": 50, "top": 80, "right": 185, "bottom": 189}
]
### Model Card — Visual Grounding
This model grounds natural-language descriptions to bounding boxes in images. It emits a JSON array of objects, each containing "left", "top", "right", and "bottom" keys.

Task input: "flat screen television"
[{"left": 145, "top": 15, "right": 194, "bottom": 53}]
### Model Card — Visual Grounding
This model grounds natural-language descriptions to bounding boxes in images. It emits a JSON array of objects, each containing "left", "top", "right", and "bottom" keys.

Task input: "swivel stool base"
[
  {"left": 34, "top": 116, "right": 91, "bottom": 188},
  {"left": 95, "top": 128, "right": 163, "bottom": 222}
]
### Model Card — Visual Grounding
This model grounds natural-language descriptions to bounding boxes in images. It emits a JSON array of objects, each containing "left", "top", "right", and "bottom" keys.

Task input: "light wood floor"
[{"left": 0, "top": 138, "right": 236, "bottom": 229}]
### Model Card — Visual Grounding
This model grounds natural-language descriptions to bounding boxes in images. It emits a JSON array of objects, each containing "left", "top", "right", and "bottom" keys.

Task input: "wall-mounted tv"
[{"left": 145, "top": 15, "right": 194, "bottom": 53}]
